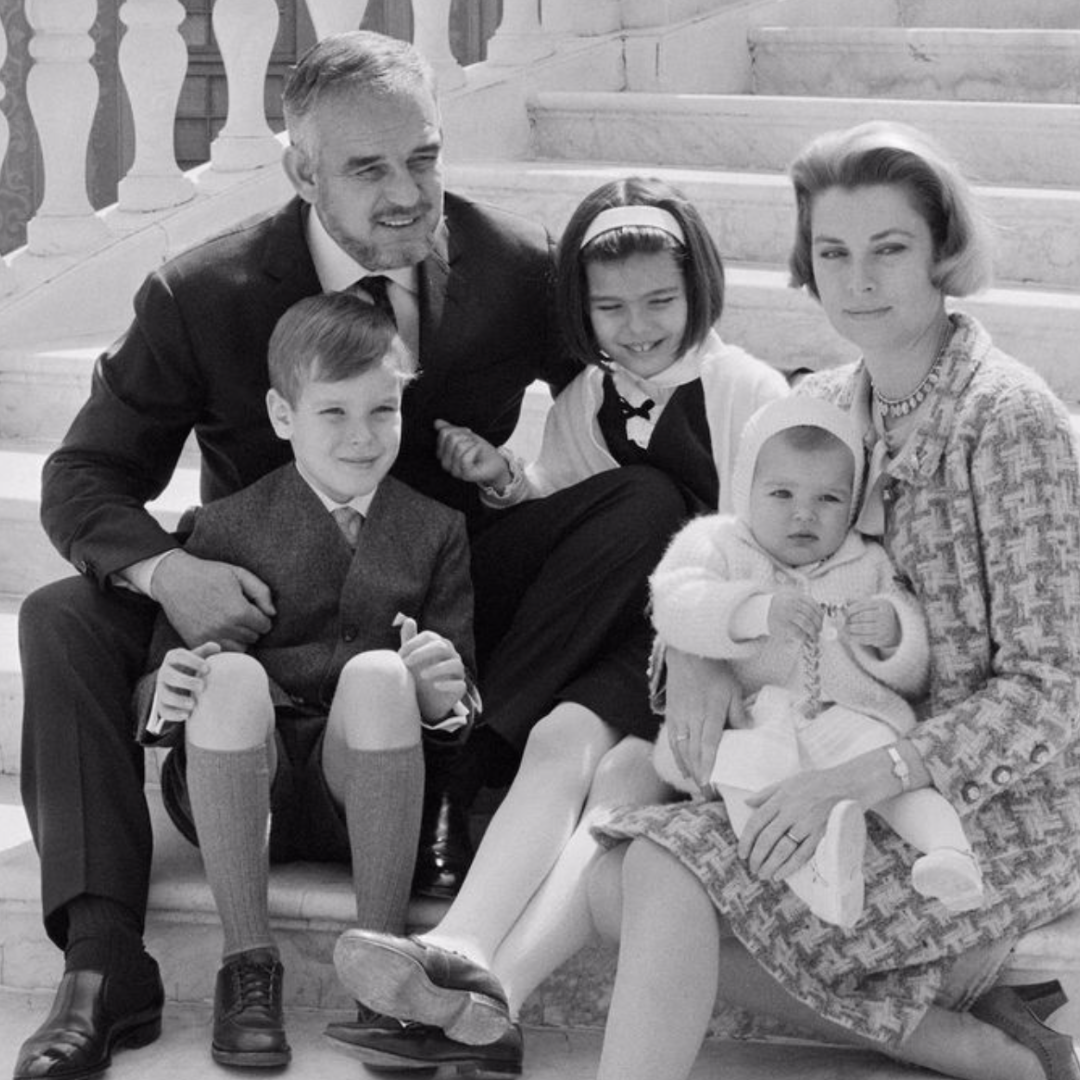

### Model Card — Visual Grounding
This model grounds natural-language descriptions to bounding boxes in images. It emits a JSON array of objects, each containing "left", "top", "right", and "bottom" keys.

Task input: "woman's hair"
[
  {"left": 787, "top": 121, "right": 995, "bottom": 299},
  {"left": 268, "top": 291, "right": 416, "bottom": 406},
  {"left": 283, "top": 31, "right": 437, "bottom": 154},
  {"left": 555, "top": 177, "right": 726, "bottom": 366}
]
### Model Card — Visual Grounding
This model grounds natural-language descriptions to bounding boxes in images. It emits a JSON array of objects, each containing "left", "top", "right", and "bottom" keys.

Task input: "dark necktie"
[
  {"left": 358, "top": 275, "right": 396, "bottom": 325},
  {"left": 332, "top": 505, "right": 363, "bottom": 550}
]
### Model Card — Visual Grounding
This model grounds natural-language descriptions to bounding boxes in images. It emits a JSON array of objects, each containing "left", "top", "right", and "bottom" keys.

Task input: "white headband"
[{"left": 580, "top": 205, "right": 686, "bottom": 249}]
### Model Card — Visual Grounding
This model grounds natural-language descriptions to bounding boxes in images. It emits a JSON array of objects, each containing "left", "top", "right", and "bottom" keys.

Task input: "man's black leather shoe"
[
  {"left": 334, "top": 930, "right": 511, "bottom": 1045},
  {"left": 412, "top": 788, "right": 473, "bottom": 900},
  {"left": 324, "top": 1016, "right": 522, "bottom": 1078},
  {"left": 14, "top": 967, "right": 163, "bottom": 1080},
  {"left": 212, "top": 949, "right": 291, "bottom": 1067}
]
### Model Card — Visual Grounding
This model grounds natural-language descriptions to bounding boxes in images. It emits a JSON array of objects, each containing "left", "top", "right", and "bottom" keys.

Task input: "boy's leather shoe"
[
  {"left": 14, "top": 967, "right": 163, "bottom": 1080},
  {"left": 334, "top": 930, "right": 511, "bottom": 1045},
  {"left": 211, "top": 949, "right": 291, "bottom": 1067},
  {"left": 324, "top": 1016, "right": 523, "bottom": 1078}
]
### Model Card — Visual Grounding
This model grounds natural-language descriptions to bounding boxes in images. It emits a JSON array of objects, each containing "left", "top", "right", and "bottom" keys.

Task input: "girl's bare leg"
[
  {"left": 490, "top": 735, "right": 669, "bottom": 1015},
  {"left": 423, "top": 703, "right": 619, "bottom": 966}
]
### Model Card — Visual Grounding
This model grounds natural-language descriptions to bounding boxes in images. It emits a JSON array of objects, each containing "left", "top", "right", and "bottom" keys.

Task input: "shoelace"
[{"left": 226, "top": 958, "right": 279, "bottom": 1018}]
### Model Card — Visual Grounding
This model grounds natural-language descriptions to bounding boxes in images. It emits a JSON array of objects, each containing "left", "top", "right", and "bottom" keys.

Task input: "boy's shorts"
[{"left": 160, "top": 705, "right": 352, "bottom": 864}]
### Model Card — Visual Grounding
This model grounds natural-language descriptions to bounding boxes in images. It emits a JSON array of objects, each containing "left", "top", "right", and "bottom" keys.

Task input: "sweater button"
[
  {"left": 1030, "top": 743, "right": 1050, "bottom": 765},
  {"left": 991, "top": 766, "right": 1013, "bottom": 786},
  {"left": 961, "top": 781, "right": 981, "bottom": 804}
]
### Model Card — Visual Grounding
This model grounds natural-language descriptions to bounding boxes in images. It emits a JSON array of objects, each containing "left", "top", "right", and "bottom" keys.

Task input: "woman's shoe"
[{"left": 970, "top": 984, "right": 1080, "bottom": 1080}]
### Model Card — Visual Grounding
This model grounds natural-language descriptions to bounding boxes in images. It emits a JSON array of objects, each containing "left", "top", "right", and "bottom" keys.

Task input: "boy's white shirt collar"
[
  {"left": 294, "top": 461, "right": 377, "bottom": 518},
  {"left": 306, "top": 206, "right": 419, "bottom": 297}
]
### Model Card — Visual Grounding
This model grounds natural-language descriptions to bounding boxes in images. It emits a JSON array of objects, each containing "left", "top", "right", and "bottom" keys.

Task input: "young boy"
[
  {"left": 651, "top": 395, "right": 984, "bottom": 928},
  {"left": 137, "top": 292, "right": 477, "bottom": 1067}
]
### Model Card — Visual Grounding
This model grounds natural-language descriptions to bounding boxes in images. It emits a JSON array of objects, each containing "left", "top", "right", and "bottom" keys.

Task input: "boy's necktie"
[
  {"left": 332, "top": 506, "right": 363, "bottom": 550},
  {"left": 356, "top": 274, "right": 397, "bottom": 325}
]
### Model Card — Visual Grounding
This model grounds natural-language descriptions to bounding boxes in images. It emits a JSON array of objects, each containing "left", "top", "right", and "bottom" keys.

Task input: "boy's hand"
[
  {"left": 768, "top": 589, "right": 823, "bottom": 643},
  {"left": 434, "top": 419, "right": 510, "bottom": 489},
  {"left": 155, "top": 641, "right": 222, "bottom": 725},
  {"left": 396, "top": 616, "right": 467, "bottom": 721},
  {"left": 843, "top": 598, "right": 901, "bottom": 651},
  {"left": 151, "top": 550, "right": 275, "bottom": 651}
]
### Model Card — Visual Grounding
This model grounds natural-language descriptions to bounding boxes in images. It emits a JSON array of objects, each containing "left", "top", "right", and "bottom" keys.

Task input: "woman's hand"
[
  {"left": 739, "top": 767, "right": 852, "bottom": 882},
  {"left": 663, "top": 648, "right": 746, "bottom": 791}
]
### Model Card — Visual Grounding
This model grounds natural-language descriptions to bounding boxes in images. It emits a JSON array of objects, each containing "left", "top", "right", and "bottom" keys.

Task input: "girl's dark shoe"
[
  {"left": 971, "top": 983, "right": 1080, "bottom": 1080},
  {"left": 212, "top": 949, "right": 291, "bottom": 1067}
]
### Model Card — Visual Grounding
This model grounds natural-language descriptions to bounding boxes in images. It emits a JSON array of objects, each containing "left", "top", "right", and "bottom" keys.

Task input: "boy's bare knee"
[
  {"left": 186, "top": 651, "right": 273, "bottom": 749},
  {"left": 331, "top": 651, "right": 420, "bottom": 749}
]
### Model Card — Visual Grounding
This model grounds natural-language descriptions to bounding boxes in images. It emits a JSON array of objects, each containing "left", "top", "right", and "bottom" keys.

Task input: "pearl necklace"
[{"left": 872, "top": 321, "right": 954, "bottom": 420}]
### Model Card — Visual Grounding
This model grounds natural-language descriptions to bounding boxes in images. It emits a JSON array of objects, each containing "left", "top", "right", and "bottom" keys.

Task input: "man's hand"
[
  {"left": 396, "top": 615, "right": 467, "bottom": 722},
  {"left": 434, "top": 419, "right": 510, "bottom": 490},
  {"left": 150, "top": 550, "right": 275, "bottom": 651}
]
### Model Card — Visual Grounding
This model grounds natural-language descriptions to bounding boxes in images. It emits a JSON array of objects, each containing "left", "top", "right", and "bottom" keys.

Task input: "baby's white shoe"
[
  {"left": 912, "top": 847, "right": 984, "bottom": 913},
  {"left": 788, "top": 799, "right": 866, "bottom": 929}
]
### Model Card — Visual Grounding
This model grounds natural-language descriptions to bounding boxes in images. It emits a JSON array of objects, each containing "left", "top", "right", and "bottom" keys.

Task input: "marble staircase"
[{"left": 2, "top": 2, "right": 1080, "bottom": 1072}]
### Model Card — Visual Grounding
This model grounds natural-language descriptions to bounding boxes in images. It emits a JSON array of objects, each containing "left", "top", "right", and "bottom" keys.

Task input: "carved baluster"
[
  {"left": 0, "top": 19, "right": 15, "bottom": 294},
  {"left": 209, "top": 0, "right": 281, "bottom": 172},
  {"left": 485, "top": 0, "right": 553, "bottom": 64},
  {"left": 24, "top": 0, "right": 109, "bottom": 254},
  {"left": 303, "top": 0, "right": 367, "bottom": 39},
  {"left": 412, "top": 0, "right": 465, "bottom": 90},
  {"left": 118, "top": 0, "right": 195, "bottom": 211}
]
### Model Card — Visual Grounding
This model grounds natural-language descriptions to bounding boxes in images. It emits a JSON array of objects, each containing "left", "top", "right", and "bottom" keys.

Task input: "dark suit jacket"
[
  {"left": 42, "top": 193, "right": 573, "bottom": 586},
  {"left": 140, "top": 465, "right": 475, "bottom": 724}
]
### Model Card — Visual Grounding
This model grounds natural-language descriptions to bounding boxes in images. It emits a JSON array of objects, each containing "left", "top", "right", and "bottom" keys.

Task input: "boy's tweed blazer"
[{"left": 140, "top": 464, "right": 475, "bottom": 726}]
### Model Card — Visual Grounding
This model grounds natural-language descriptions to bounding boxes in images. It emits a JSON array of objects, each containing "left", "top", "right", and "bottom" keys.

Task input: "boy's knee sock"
[
  {"left": 186, "top": 742, "right": 275, "bottom": 960},
  {"left": 344, "top": 743, "right": 424, "bottom": 934}
]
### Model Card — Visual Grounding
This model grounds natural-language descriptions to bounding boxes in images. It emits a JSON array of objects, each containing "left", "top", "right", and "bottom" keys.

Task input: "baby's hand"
[
  {"left": 155, "top": 641, "right": 222, "bottom": 725},
  {"left": 768, "top": 589, "right": 823, "bottom": 643},
  {"left": 397, "top": 617, "right": 467, "bottom": 721},
  {"left": 843, "top": 598, "right": 901, "bottom": 651},
  {"left": 434, "top": 419, "right": 509, "bottom": 489}
]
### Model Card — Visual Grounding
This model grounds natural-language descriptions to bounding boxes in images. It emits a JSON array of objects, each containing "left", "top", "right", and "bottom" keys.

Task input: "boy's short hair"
[
  {"left": 788, "top": 120, "right": 994, "bottom": 300},
  {"left": 556, "top": 176, "right": 726, "bottom": 366},
  {"left": 268, "top": 292, "right": 416, "bottom": 406}
]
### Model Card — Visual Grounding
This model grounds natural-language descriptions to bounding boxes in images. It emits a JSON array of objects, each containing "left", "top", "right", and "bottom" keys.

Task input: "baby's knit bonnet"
[{"left": 730, "top": 395, "right": 867, "bottom": 526}]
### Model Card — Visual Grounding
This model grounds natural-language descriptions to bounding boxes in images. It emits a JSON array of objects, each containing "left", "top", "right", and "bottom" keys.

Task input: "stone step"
[
  {"left": 896, "top": 0, "right": 1080, "bottom": 29},
  {"left": 750, "top": 27, "right": 1080, "bottom": 104},
  {"left": 450, "top": 161, "right": 1080, "bottom": 292},
  {"left": 529, "top": 91, "right": 1080, "bottom": 188},
  {"left": 0, "top": 443, "right": 201, "bottom": 599}
]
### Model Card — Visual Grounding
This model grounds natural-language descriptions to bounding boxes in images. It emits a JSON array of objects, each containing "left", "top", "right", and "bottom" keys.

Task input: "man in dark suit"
[{"left": 16, "top": 29, "right": 684, "bottom": 1080}]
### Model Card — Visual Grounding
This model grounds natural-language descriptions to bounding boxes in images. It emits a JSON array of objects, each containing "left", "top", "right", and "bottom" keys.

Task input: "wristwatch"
[{"left": 886, "top": 746, "right": 911, "bottom": 792}]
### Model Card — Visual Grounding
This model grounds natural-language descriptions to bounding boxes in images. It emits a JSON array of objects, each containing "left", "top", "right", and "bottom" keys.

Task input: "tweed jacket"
[
  {"left": 651, "top": 519, "right": 929, "bottom": 735},
  {"left": 41, "top": 194, "right": 572, "bottom": 586},
  {"left": 140, "top": 465, "right": 475, "bottom": 723}
]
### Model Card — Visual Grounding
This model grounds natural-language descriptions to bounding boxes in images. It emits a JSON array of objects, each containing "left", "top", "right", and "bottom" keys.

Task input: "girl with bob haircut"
[
  {"left": 587, "top": 122, "right": 1080, "bottom": 1080},
  {"left": 329, "top": 176, "right": 788, "bottom": 1065}
]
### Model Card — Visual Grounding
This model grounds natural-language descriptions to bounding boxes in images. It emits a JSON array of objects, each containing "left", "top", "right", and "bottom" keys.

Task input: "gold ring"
[{"left": 674, "top": 734, "right": 690, "bottom": 742}]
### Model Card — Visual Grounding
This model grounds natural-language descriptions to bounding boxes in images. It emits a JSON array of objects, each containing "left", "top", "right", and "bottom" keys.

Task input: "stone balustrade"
[{"left": 0, "top": 0, "right": 581, "bottom": 289}]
